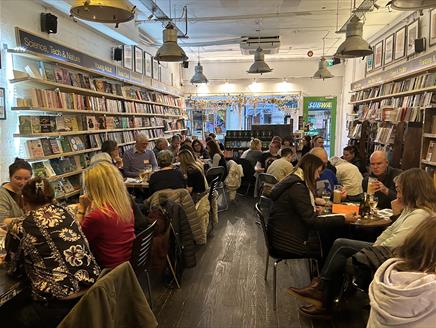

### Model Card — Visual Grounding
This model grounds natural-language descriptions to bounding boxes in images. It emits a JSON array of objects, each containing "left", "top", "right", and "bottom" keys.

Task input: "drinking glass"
[
  {"left": 0, "top": 227, "right": 6, "bottom": 264},
  {"left": 369, "top": 195, "right": 379, "bottom": 219},
  {"left": 333, "top": 185, "right": 343, "bottom": 204},
  {"left": 322, "top": 190, "right": 331, "bottom": 213},
  {"left": 367, "top": 177, "right": 378, "bottom": 195}
]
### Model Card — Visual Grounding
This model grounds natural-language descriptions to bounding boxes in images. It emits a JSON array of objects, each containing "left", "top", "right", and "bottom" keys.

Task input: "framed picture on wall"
[
  {"left": 394, "top": 26, "right": 406, "bottom": 60},
  {"left": 0, "top": 88, "right": 6, "bottom": 120},
  {"left": 123, "top": 45, "right": 133, "bottom": 70},
  {"left": 430, "top": 9, "right": 436, "bottom": 46},
  {"left": 374, "top": 41, "right": 383, "bottom": 69},
  {"left": 366, "top": 53, "right": 374, "bottom": 72},
  {"left": 144, "top": 52, "right": 152, "bottom": 77},
  {"left": 384, "top": 34, "right": 394, "bottom": 65},
  {"left": 407, "top": 20, "right": 419, "bottom": 56},
  {"left": 153, "top": 58, "right": 159, "bottom": 80},
  {"left": 134, "top": 46, "right": 143, "bottom": 74}
]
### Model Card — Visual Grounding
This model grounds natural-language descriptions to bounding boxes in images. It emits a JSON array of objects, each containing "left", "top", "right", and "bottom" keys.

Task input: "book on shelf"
[
  {"left": 61, "top": 179, "right": 76, "bottom": 193},
  {"left": 31, "top": 161, "right": 55, "bottom": 178},
  {"left": 40, "top": 62, "right": 55, "bottom": 81},
  {"left": 49, "top": 139, "right": 62, "bottom": 154},
  {"left": 41, "top": 139, "right": 54, "bottom": 156},
  {"left": 63, "top": 116, "right": 80, "bottom": 131},
  {"left": 86, "top": 116, "right": 98, "bottom": 130},
  {"left": 426, "top": 141, "right": 436, "bottom": 162},
  {"left": 431, "top": 115, "right": 436, "bottom": 134},
  {"left": 19, "top": 116, "right": 39, "bottom": 134},
  {"left": 24, "top": 64, "right": 43, "bottom": 79},
  {"left": 26, "top": 139, "right": 44, "bottom": 158},
  {"left": 50, "top": 180, "right": 65, "bottom": 198},
  {"left": 68, "top": 136, "right": 85, "bottom": 151},
  {"left": 59, "top": 137, "right": 72, "bottom": 153}
]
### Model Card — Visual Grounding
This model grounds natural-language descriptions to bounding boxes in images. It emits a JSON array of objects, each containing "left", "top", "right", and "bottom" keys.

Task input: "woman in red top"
[{"left": 77, "top": 161, "right": 135, "bottom": 268}]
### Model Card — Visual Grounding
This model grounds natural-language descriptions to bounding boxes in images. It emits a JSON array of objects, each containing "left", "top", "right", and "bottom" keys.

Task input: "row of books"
[
  {"left": 163, "top": 119, "right": 185, "bottom": 131},
  {"left": 374, "top": 126, "right": 395, "bottom": 145},
  {"left": 22, "top": 61, "right": 183, "bottom": 107},
  {"left": 423, "top": 166, "right": 436, "bottom": 188},
  {"left": 351, "top": 72, "right": 436, "bottom": 102},
  {"left": 50, "top": 178, "right": 80, "bottom": 199},
  {"left": 425, "top": 141, "right": 436, "bottom": 162},
  {"left": 31, "top": 153, "right": 89, "bottom": 178},
  {"left": 18, "top": 88, "right": 184, "bottom": 116},
  {"left": 348, "top": 123, "right": 362, "bottom": 139},
  {"left": 18, "top": 115, "right": 166, "bottom": 134}
]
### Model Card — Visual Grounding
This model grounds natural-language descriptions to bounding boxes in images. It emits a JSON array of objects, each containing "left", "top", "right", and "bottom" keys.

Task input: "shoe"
[
  {"left": 287, "top": 277, "right": 324, "bottom": 308},
  {"left": 298, "top": 304, "right": 332, "bottom": 320}
]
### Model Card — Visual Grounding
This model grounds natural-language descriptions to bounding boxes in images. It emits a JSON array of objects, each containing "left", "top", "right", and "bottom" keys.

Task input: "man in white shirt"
[{"left": 266, "top": 148, "right": 294, "bottom": 182}]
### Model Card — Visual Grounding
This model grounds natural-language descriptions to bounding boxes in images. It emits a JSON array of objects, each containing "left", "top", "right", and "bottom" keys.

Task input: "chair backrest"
[
  {"left": 130, "top": 220, "right": 157, "bottom": 273},
  {"left": 206, "top": 166, "right": 225, "bottom": 183},
  {"left": 236, "top": 158, "right": 255, "bottom": 179},
  {"left": 258, "top": 195, "right": 273, "bottom": 221},
  {"left": 255, "top": 202, "right": 271, "bottom": 252},
  {"left": 208, "top": 176, "right": 220, "bottom": 202},
  {"left": 258, "top": 173, "right": 279, "bottom": 185}
]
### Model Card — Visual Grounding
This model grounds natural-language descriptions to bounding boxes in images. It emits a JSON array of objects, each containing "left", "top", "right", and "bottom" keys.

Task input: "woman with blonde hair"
[
  {"left": 179, "top": 149, "right": 207, "bottom": 202},
  {"left": 241, "top": 138, "right": 263, "bottom": 168},
  {"left": 77, "top": 162, "right": 134, "bottom": 268}
]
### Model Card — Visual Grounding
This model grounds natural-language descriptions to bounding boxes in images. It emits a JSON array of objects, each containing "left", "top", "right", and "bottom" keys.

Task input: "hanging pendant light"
[
  {"left": 155, "top": 23, "right": 188, "bottom": 62},
  {"left": 190, "top": 49, "right": 208, "bottom": 84},
  {"left": 70, "top": 0, "right": 135, "bottom": 24},
  {"left": 335, "top": 15, "right": 372, "bottom": 58},
  {"left": 389, "top": 0, "right": 436, "bottom": 10},
  {"left": 313, "top": 57, "right": 334, "bottom": 80},
  {"left": 247, "top": 47, "right": 273, "bottom": 74}
]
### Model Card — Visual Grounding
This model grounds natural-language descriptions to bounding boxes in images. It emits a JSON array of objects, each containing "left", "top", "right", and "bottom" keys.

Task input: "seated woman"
[
  {"left": 268, "top": 153, "right": 356, "bottom": 257},
  {"left": 148, "top": 150, "right": 186, "bottom": 194},
  {"left": 6, "top": 177, "right": 100, "bottom": 328},
  {"left": 287, "top": 168, "right": 436, "bottom": 319},
  {"left": 192, "top": 139, "right": 209, "bottom": 159},
  {"left": 0, "top": 158, "right": 32, "bottom": 224},
  {"left": 78, "top": 162, "right": 135, "bottom": 269},
  {"left": 207, "top": 139, "right": 227, "bottom": 177},
  {"left": 178, "top": 149, "right": 207, "bottom": 203},
  {"left": 368, "top": 216, "right": 436, "bottom": 328},
  {"left": 240, "top": 138, "right": 263, "bottom": 168},
  {"left": 101, "top": 139, "right": 123, "bottom": 169}
]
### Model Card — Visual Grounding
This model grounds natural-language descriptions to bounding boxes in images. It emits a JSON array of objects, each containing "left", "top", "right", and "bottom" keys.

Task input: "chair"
[
  {"left": 130, "top": 220, "right": 156, "bottom": 308},
  {"left": 255, "top": 173, "right": 278, "bottom": 199},
  {"left": 206, "top": 166, "right": 228, "bottom": 212},
  {"left": 235, "top": 158, "right": 255, "bottom": 196},
  {"left": 207, "top": 176, "right": 220, "bottom": 235},
  {"left": 255, "top": 202, "right": 320, "bottom": 311}
]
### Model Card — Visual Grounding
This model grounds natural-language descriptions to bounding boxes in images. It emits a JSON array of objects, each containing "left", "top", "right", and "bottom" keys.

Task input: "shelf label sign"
[{"left": 16, "top": 28, "right": 117, "bottom": 77}]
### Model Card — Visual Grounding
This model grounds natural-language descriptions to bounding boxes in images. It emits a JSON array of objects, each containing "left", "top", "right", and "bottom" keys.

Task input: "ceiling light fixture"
[
  {"left": 247, "top": 20, "right": 272, "bottom": 74},
  {"left": 314, "top": 36, "right": 334, "bottom": 80},
  {"left": 335, "top": 15, "right": 373, "bottom": 58},
  {"left": 388, "top": 0, "right": 436, "bottom": 10},
  {"left": 190, "top": 48, "right": 208, "bottom": 84},
  {"left": 154, "top": 0, "right": 188, "bottom": 62},
  {"left": 70, "top": 0, "right": 135, "bottom": 25}
]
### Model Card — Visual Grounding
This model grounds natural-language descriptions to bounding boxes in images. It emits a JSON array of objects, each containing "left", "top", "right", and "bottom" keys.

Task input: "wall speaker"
[
  {"left": 415, "top": 38, "right": 426, "bottom": 53},
  {"left": 113, "top": 48, "right": 123, "bottom": 61},
  {"left": 182, "top": 61, "right": 189, "bottom": 68},
  {"left": 332, "top": 57, "right": 341, "bottom": 65},
  {"left": 41, "top": 13, "right": 58, "bottom": 34}
]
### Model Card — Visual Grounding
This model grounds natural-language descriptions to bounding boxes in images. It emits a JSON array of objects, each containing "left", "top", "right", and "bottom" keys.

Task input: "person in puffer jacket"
[{"left": 368, "top": 215, "right": 436, "bottom": 328}]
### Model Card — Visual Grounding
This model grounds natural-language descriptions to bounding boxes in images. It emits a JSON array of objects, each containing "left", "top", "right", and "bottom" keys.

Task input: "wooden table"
[
  {"left": 351, "top": 217, "right": 392, "bottom": 227},
  {"left": 125, "top": 180, "right": 149, "bottom": 189},
  {"left": 0, "top": 266, "right": 23, "bottom": 307}
]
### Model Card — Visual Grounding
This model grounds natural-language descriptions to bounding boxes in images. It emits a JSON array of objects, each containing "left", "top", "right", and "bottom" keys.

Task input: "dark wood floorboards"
[{"left": 150, "top": 196, "right": 368, "bottom": 328}]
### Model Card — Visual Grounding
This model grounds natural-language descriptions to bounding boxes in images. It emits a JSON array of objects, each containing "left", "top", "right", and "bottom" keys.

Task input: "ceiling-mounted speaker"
[
  {"left": 182, "top": 61, "right": 189, "bottom": 68},
  {"left": 415, "top": 38, "right": 426, "bottom": 53},
  {"left": 41, "top": 13, "right": 58, "bottom": 34},
  {"left": 113, "top": 48, "right": 123, "bottom": 61},
  {"left": 332, "top": 57, "right": 341, "bottom": 65}
]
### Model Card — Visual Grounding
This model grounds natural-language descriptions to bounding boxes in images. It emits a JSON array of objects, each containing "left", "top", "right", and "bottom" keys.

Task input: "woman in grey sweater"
[{"left": 0, "top": 158, "right": 32, "bottom": 223}]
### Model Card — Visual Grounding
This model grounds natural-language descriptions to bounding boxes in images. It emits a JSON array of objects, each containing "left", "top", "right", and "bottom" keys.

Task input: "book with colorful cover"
[
  {"left": 42, "top": 161, "right": 56, "bottom": 177},
  {"left": 86, "top": 116, "right": 98, "bottom": 130},
  {"left": 61, "top": 179, "right": 75, "bottom": 193},
  {"left": 19, "top": 116, "right": 34, "bottom": 134},
  {"left": 32, "top": 162, "right": 49, "bottom": 178},
  {"left": 42, "top": 62, "right": 56, "bottom": 81},
  {"left": 50, "top": 181, "right": 65, "bottom": 198},
  {"left": 49, "top": 139, "right": 62, "bottom": 154},
  {"left": 26, "top": 139, "right": 44, "bottom": 158},
  {"left": 60, "top": 137, "right": 72, "bottom": 153},
  {"left": 39, "top": 116, "right": 55, "bottom": 133},
  {"left": 63, "top": 116, "right": 80, "bottom": 131},
  {"left": 41, "top": 138, "right": 54, "bottom": 156}
]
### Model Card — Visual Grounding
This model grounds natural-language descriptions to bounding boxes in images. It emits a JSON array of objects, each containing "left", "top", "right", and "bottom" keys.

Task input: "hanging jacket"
[
  {"left": 224, "top": 159, "right": 244, "bottom": 201},
  {"left": 367, "top": 258, "right": 436, "bottom": 328}
]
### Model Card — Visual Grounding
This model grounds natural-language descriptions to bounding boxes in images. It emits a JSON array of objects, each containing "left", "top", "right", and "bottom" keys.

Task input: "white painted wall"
[
  {"left": 0, "top": 0, "right": 181, "bottom": 181},
  {"left": 182, "top": 58, "right": 346, "bottom": 155}
]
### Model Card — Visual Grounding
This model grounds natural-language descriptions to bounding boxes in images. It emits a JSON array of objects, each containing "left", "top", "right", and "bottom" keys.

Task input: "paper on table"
[{"left": 125, "top": 178, "right": 140, "bottom": 183}]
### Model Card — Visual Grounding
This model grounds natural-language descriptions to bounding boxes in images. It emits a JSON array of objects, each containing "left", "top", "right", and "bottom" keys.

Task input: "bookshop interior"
[{"left": 1, "top": 1, "right": 436, "bottom": 327}]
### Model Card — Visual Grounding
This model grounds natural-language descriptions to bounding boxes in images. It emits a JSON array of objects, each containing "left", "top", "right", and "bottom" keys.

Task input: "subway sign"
[{"left": 307, "top": 101, "right": 333, "bottom": 110}]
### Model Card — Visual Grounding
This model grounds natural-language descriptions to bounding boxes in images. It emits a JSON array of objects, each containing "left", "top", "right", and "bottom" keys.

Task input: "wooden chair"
[{"left": 130, "top": 220, "right": 156, "bottom": 308}]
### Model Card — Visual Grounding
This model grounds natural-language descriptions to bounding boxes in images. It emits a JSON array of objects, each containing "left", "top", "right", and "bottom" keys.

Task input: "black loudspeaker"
[
  {"left": 41, "top": 13, "right": 57, "bottom": 34},
  {"left": 332, "top": 57, "right": 341, "bottom": 65},
  {"left": 113, "top": 48, "right": 123, "bottom": 61},
  {"left": 182, "top": 61, "right": 189, "bottom": 68},
  {"left": 415, "top": 38, "right": 426, "bottom": 53}
]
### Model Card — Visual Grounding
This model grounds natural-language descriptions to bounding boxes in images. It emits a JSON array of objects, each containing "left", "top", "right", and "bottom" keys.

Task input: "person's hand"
[
  {"left": 373, "top": 180, "right": 389, "bottom": 195},
  {"left": 391, "top": 198, "right": 404, "bottom": 216},
  {"left": 340, "top": 187, "right": 348, "bottom": 200},
  {"left": 315, "top": 197, "right": 326, "bottom": 206},
  {"left": 344, "top": 212, "right": 359, "bottom": 223},
  {"left": 79, "top": 195, "right": 91, "bottom": 209}
]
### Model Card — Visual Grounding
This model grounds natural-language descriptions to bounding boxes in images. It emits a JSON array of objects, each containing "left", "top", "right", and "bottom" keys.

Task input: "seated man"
[
  {"left": 362, "top": 150, "right": 401, "bottom": 209},
  {"left": 122, "top": 133, "right": 158, "bottom": 178},
  {"left": 266, "top": 147, "right": 294, "bottom": 182},
  {"left": 255, "top": 141, "right": 281, "bottom": 173},
  {"left": 330, "top": 156, "right": 363, "bottom": 200},
  {"left": 153, "top": 137, "right": 168, "bottom": 158},
  {"left": 310, "top": 147, "right": 338, "bottom": 197}
]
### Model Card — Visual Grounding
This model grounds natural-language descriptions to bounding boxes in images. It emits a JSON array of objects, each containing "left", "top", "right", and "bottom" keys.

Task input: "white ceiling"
[{"left": 41, "top": 0, "right": 404, "bottom": 62}]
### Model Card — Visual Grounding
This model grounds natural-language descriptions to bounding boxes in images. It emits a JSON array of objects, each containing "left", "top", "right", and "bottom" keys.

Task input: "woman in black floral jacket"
[{"left": 5, "top": 177, "right": 100, "bottom": 328}]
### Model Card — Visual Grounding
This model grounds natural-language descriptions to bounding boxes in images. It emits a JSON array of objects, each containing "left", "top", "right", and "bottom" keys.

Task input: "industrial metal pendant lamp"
[
  {"left": 155, "top": 23, "right": 188, "bottom": 62},
  {"left": 247, "top": 47, "right": 273, "bottom": 74},
  {"left": 335, "top": 15, "right": 372, "bottom": 58},
  {"left": 190, "top": 49, "right": 208, "bottom": 84},
  {"left": 314, "top": 37, "right": 334, "bottom": 80},
  {"left": 389, "top": 0, "right": 436, "bottom": 10},
  {"left": 70, "top": 0, "right": 135, "bottom": 24}
]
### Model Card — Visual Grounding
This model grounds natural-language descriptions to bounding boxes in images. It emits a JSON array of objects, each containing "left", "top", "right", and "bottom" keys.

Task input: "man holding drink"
[{"left": 362, "top": 151, "right": 401, "bottom": 209}]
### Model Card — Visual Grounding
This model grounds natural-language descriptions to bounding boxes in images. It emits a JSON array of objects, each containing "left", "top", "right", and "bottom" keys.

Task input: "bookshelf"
[
  {"left": 421, "top": 106, "right": 436, "bottom": 185},
  {"left": 9, "top": 49, "right": 187, "bottom": 200}
]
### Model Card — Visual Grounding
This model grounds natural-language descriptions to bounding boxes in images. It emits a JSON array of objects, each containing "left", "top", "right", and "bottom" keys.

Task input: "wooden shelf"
[
  {"left": 12, "top": 106, "right": 183, "bottom": 118},
  {"left": 55, "top": 189, "right": 80, "bottom": 200},
  {"left": 164, "top": 128, "right": 187, "bottom": 133},
  {"left": 25, "top": 147, "right": 100, "bottom": 162},
  {"left": 48, "top": 169, "right": 84, "bottom": 182},
  {"left": 421, "top": 159, "right": 436, "bottom": 166},
  {"left": 10, "top": 76, "right": 184, "bottom": 110},
  {"left": 350, "top": 85, "right": 436, "bottom": 105},
  {"left": 423, "top": 133, "right": 436, "bottom": 138},
  {"left": 8, "top": 49, "right": 183, "bottom": 98},
  {"left": 14, "top": 126, "right": 164, "bottom": 138}
]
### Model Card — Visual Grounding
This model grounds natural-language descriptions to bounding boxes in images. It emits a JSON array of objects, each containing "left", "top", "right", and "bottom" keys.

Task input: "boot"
[
  {"left": 298, "top": 304, "right": 332, "bottom": 320},
  {"left": 287, "top": 277, "right": 324, "bottom": 308}
]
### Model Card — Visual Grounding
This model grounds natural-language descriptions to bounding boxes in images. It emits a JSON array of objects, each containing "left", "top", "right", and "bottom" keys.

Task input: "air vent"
[{"left": 240, "top": 36, "right": 280, "bottom": 55}]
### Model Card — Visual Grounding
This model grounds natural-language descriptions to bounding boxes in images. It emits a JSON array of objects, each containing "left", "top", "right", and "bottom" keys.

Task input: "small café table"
[{"left": 0, "top": 265, "right": 23, "bottom": 307}]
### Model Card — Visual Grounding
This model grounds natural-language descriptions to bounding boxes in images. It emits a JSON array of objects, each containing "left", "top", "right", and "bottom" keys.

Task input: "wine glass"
[
  {"left": 369, "top": 195, "right": 378, "bottom": 219},
  {"left": 0, "top": 225, "right": 7, "bottom": 264},
  {"left": 322, "top": 190, "right": 331, "bottom": 213},
  {"left": 138, "top": 170, "right": 147, "bottom": 183}
]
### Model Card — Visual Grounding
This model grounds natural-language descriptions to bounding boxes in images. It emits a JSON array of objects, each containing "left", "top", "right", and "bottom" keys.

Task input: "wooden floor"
[{"left": 151, "top": 196, "right": 369, "bottom": 328}]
